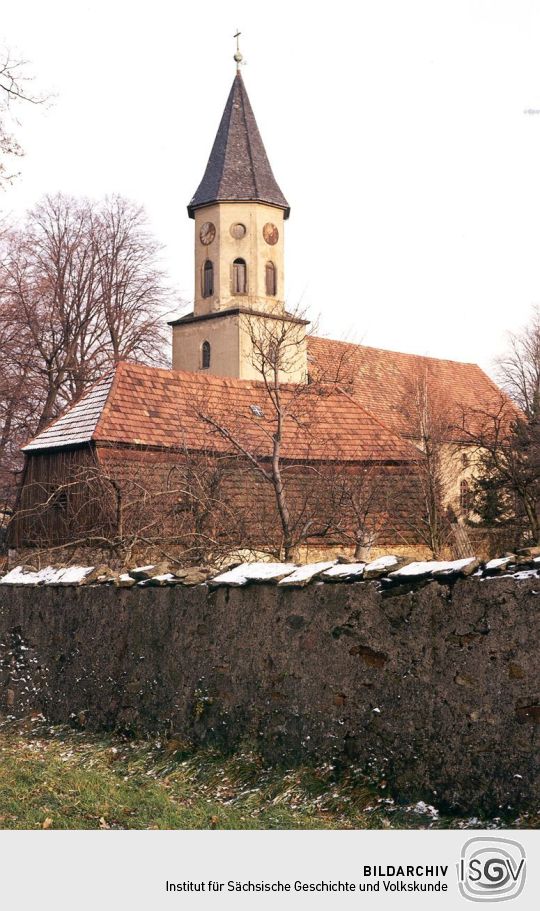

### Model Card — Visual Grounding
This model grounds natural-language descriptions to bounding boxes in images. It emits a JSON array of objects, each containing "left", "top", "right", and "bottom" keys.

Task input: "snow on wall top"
[{"left": 1, "top": 552, "right": 540, "bottom": 587}]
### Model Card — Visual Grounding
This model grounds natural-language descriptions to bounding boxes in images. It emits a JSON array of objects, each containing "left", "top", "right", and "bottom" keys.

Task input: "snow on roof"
[{"left": 23, "top": 374, "right": 115, "bottom": 452}]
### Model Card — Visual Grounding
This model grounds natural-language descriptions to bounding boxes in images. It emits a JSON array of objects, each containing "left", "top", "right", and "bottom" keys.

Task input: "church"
[{"left": 11, "top": 56, "right": 505, "bottom": 560}]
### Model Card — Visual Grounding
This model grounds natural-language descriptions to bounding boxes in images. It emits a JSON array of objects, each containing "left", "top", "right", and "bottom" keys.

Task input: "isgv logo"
[{"left": 458, "top": 837, "right": 526, "bottom": 902}]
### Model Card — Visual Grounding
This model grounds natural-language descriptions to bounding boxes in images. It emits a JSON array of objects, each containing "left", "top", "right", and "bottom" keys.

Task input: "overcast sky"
[{"left": 2, "top": 0, "right": 540, "bottom": 376}]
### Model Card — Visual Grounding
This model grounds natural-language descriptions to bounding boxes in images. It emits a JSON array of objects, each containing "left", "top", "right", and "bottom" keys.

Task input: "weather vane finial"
[{"left": 233, "top": 30, "right": 243, "bottom": 73}]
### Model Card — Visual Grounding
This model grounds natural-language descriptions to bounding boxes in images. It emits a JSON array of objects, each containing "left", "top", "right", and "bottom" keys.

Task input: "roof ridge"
[
  {"left": 239, "top": 74, "right": 258, "bottom": 198},
  {"left": 118, "top": 358, "right": 310, "bottom": 393},
  {"left": 309, "top": 334, "right": 484, "bottom": 371},
  {"left": 92, "top": 362, "right": 124, "bottom": 440},
  {"left": 215, "top": 76, "right": 237, "bottom": 200}
]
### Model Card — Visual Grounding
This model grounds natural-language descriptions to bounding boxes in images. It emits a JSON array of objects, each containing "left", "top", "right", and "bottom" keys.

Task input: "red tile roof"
[
  {"left": 307, "top": 336, "right": 510, "bottom": 440},
  {"left": 24, "top": 361, "right": 420, "bottom": 463},
  {"left": 25, "top": 338, "right": 511, "bottom": 460}
]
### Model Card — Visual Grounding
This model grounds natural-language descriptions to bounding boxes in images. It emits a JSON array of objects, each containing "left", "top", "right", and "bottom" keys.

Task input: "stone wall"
[{"left": 0, "top": 577, "right": 538, "bottom": 814}]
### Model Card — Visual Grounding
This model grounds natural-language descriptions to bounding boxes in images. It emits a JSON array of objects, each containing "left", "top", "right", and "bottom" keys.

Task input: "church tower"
[{"left": 170, "top": 44, "right": 308, "bottom": 383}]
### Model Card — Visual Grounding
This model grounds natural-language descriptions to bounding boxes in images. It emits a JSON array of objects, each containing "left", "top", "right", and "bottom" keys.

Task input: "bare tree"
[
  {"left": 496, "top": 305, "right": 540, "bottom": 421},
  {"left": 459, "top": 393, "right": 540, "bottom": 545},
  {"left": 396, "top": 365, "right": 457, "bottom": 557},
  {"left": 3, "top": 196, "right": 102, "bottom": 428},
  {"left": 0, "top": 194, "right": 174, "bottom": 505},
  {"left": 319, "top": 463, "right": 383, "bottom": 559},
  {"left": 0, "top": 246, "right": 41, "bottom": 502},
  {"left": 451, "top": 306, "right": 540, "bottom": 545},
  {"left": 194, "top": 310, "right": 315, "bottom": 558},
  {"left": 193, "top": 311, "right": 412, "bottom": 560},
  {"left": 0, "top": 46, "right": 46, "bottom": 186},
  {"left": 1, "top": 194, "right": 171, "bottom": 427},
  {"left": 94, "top": 196, "right": 170, "bottom": 367}
]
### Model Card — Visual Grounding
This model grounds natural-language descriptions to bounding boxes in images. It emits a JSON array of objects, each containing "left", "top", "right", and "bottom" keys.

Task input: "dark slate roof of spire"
[{"left": 188, "top": 72, "right": 290, "bottom": 219}]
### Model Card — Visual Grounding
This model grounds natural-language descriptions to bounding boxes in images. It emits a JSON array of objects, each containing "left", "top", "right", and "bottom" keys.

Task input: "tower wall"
[
  {"left": 172, "top": 313, "right": 240, "bottom": 377},
  {"left": 171, "top": 310, "right": 307, "bottom": 383},
  {"left": 238, "top": 312, "right": 308, "bottom": 383},
  {"left": 194, "top": 202, "right": 285, "bottom": 316}
]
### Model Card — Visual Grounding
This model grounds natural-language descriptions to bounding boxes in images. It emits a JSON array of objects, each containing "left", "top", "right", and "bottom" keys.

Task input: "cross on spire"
[{"left": 233, "top": 29, "right": 243, "bottom": 72}]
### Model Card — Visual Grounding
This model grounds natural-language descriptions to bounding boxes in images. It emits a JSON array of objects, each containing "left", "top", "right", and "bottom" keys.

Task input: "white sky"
[{"left": 2, "top": 0, "right": 540, "bottom": 377}]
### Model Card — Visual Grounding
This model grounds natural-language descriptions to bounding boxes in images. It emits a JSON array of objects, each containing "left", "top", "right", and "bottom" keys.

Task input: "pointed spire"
[{"left": 188, "top": 71, "right": 290, "bottom": 219}]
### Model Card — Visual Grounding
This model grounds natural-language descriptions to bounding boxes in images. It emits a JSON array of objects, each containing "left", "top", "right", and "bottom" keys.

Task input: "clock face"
[
  {"left": 230, "top": 222, "right": 246, "bottom": 239},
  {"left": 199, "top": 222, "right": 216, "bottom": 245},
  {"left": 263, "top": 222, "right": 279, "bottom": 245}
]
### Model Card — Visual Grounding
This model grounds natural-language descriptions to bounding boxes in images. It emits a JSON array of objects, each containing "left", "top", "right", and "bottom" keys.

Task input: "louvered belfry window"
[
  {"left": 201, "top": 340, "right": 211, "bottom": 369},
  {"left": 203, "top": 260, "right": 214, "bottom": 298},
  {"left": 266, "top": 261, "right": 277, "bottom": 296},
  {"left": 232, "top": 258, "right": 247, "bottom": 294}
]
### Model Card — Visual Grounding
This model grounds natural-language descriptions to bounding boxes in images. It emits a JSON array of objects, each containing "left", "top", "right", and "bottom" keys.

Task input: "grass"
[{"left": 0, "top": 715, "right": 536, "bottom": 830}]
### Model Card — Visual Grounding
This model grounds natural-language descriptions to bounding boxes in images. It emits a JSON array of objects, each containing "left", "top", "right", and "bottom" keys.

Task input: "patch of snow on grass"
[{"left": 412, "top": 800, "right": 439, "bottom": 819}]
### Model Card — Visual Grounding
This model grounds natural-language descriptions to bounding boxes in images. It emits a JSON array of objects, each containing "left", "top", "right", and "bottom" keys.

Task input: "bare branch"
[{"left": 0, "top": 47, "right": 48, "bottom": 186}]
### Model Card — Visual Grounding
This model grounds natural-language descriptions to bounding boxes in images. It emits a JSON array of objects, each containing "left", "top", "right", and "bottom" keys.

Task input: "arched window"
[
  {"left": 232, "top": 258, "right": 247, "bottom": 294},
  {"left": 201, "top": 340, "right": 211, "bottom": 370},
  {"left": 202, "top": 260, "right": 213, "bottom": 298},
  {"left": 265, "top": 261, "right": 277, "bottom": 296}
]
